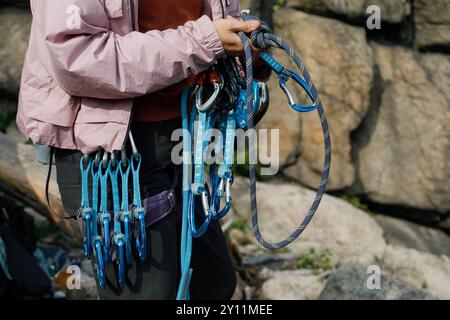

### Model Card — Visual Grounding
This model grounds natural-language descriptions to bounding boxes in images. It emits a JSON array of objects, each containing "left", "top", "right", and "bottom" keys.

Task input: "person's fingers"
[{"left": 230, "top": 19, "right": 261, "bottom": 33}]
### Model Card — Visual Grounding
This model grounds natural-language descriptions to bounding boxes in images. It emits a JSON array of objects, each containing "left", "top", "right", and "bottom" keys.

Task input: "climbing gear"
[
  {"left": 238, "top": 15, "right": 331, "bottom": 249},
  {"left": 77, "top": 132, "right": 148, "bottom": 288},
  {"left": 90, "top": 152, "right": 106, "bottom": 289},
  {"left": 177, "top": 15, "right": 331, "bottom": 299}
]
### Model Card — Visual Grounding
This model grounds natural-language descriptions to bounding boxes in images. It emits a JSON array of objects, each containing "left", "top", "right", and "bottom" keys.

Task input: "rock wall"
[{"left": 241, "top": 0, "right": 450, "bottom": 215}]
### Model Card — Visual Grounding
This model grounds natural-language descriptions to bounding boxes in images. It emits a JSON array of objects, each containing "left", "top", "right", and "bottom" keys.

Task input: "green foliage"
[
  {"left": 273, "top": 0, "right": 287, "bottom": 10},
  {"left": 230, "top": 218, "right": 248, "bottom": 232},
  {"left": 0, "top": 112, "right": 15, "bottom": 132},
  {"left": 233, "top": 149, "right": 262, "bottom": 177},
  {"left": 421, "top": 281, "right": 428, "bottom": 289},
  {"left": 297, "top": 248, "right": 333, "bottom": 275},
  {"left": 340, "top": 194, "right": 374, "bottom": 216}
]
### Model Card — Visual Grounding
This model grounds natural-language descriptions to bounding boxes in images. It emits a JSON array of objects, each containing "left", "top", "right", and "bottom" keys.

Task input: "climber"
[{"left": 16, "top": 0, "right": 271, "bottom": 300}]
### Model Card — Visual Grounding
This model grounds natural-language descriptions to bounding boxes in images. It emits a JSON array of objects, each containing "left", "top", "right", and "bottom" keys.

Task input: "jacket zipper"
[{"left": 122, "top": 0, "right": 137, "bottom": 151}]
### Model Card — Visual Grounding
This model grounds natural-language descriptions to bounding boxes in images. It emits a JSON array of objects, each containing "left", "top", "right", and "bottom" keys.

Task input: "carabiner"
[
  {"left": 279, "top": 74, "right": 317, "bottom": 112},
  {"left": 212, "top": 172, "right": 233, "bottom": 220},
  {"left": 93, "top": 236, "right": 106, "bottom": 289},
  {"left": 189, "top": 186, "right": 212, "bottom": 237},
  {"left": 133, "top": 207, "right": 147, "bottom": 261},
  {"left": 113, "top": 234, "right": 126, "bottom": 288},
  {"left": 100, "top": 212, "right": 111, "bottom": 265},
  {"left": 195, "top": 71, "right": 223, "bottom": 112},
  {"left": 80, "top": 207, "right": 93, "bottom": 258},
  {"left": 120, "top": 210, "right": 133, "bottom": 264},
  {"left": 260, "top": 51, "right": 317, "bottom": 113}
]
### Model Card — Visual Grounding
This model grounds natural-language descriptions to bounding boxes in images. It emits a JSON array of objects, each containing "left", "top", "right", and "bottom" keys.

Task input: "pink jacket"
[{"left": 17, "top": 0, "right": 241, "bottom": 154}]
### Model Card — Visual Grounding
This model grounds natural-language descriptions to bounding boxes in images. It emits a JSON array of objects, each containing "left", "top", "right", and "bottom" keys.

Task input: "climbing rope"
[{"left": 237, "top": 15, "right": 331, "bottom": 249}]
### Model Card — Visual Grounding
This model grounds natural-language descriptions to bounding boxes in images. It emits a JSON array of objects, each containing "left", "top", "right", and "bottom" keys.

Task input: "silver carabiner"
[
  {"left": 102, "top": 151, "right": 109, "bottom": 169},
  {"left": 195, "top": 72, "right": 223, "bottom": 112}
]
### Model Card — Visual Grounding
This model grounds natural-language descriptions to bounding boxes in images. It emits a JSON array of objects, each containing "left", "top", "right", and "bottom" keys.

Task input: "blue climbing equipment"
[
  {"left": 177, "top": 15, "right": 331, "bottom": 299},
  {"left": 90, "top": 153, "right": 106, "bottom": 289},
  {"left": 129, "top": 131, "right": 147, "bottom": 261},
  {"left": 77, "top": 131, "right": 148, "bottom": 289}
]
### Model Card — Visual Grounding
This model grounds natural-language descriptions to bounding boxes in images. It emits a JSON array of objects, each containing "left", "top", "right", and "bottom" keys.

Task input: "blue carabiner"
[
  {"left": 113, "top": 234, "right": 126, "bottom": 288},
  {"left": 81, "top": 208, "right": 93, "bottom": 258},
  {"left": 188, "top": 186, "right": 212, "bottom": 237},
  {"left": 93, "top": 236, "right": 106, "bottom": 289},
  {"left": 133, "top": 207, "right": 147, "bottom": 260},
  {"left": 260, "top": 51, "right": 317, "bottom": 113}
]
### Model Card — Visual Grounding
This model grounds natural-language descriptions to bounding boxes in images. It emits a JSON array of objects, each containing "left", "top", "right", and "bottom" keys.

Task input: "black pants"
[{"left": 54, "top": 118, "right": 236, "bottom": 300}]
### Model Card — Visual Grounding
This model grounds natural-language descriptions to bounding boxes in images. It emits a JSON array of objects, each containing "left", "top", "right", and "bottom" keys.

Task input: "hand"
[{"left": 213, "top": 16, "right": 261, "bottom": 56}]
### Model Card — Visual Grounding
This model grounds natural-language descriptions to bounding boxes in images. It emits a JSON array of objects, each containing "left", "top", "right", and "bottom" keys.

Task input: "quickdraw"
[
  {"left": 78, "top": 132, "right": 147, "bottom": 288},
  {"left": 177, "top": 15, "right": 331, "bottom": 299}
]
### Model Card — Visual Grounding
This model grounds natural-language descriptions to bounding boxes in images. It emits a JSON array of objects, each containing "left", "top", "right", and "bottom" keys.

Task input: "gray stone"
[
  {"left": 230, "top": 176, "right": 387, "bottom": 266},
  {"left": 0, "top": 7, "right": 31, "bottom": 94},
  {"left": 286, "top": 0, "right": 411, "bottom": 24},
  {"left": 414, "top": 0, "right": 450, "bottom": 48},
  {"left": 375, "top": 215, "right": 450, "bottom": 258},
  {"left": 319, "top": 263, "right": 435, "bottom": 300},
  {"left": 268, "top": 9, "right": 373, "bottom": 190},
  {"left": 382, "top": 245, "right": 450, "bottom": 299},
  {"left": 352, "top": 44, "right": 450, "bottom": 212},
  {"left": 259, "top": 268, "right": 328, "bottom": 300}
]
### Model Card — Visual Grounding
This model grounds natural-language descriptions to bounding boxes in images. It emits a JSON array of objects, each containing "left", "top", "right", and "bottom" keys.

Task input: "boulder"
[
  {"left": 319, "top": 263, "right": 434, "bottom": 300},
  {"left": 352, "top": 44, "right": 450, "bottom": 212},
  {"left": 375, "top": 215, "right": 450, "bottom": 257},
  {"left": 0, "top": 7, "right": 31, "bottom": 95},
  {"left": 230, "top": 176, "right": 387, "bottom": 266},
  {"left": 382, "top": 245, "right": 450, "bottom": 299},
  {"left": 259, "top": 268, "right": 328, "bottom": 300},
  {"left": 286, "top": 0, "right": 411, "bottom": 24},
  {"left": 266, "top": 9, "right": 373, "bottom": 190},
  {"left": 414, "top": 0, "right": 450, "bottom": 49}
]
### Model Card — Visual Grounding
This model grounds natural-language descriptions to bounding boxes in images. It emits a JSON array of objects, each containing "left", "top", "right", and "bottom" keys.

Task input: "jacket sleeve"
[
  {"left": 226, "top": 0, "right": 242, "bottom": 19},
  {"left": 37, "top": 0, "right": 225, "bottom": 99}
]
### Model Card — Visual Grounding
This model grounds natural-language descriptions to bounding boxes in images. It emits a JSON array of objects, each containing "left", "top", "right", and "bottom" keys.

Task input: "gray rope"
[{"left": 238, "top": 17, "right": 331, "bottom": 250}]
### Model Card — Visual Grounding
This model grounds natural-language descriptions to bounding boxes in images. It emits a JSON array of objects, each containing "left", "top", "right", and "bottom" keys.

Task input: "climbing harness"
[
  {"left": 177, "top": 15, "right": 331, "bottom": 299},
  {"left": 77, "top": 132, "right": 147, "bottom": 288}
]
